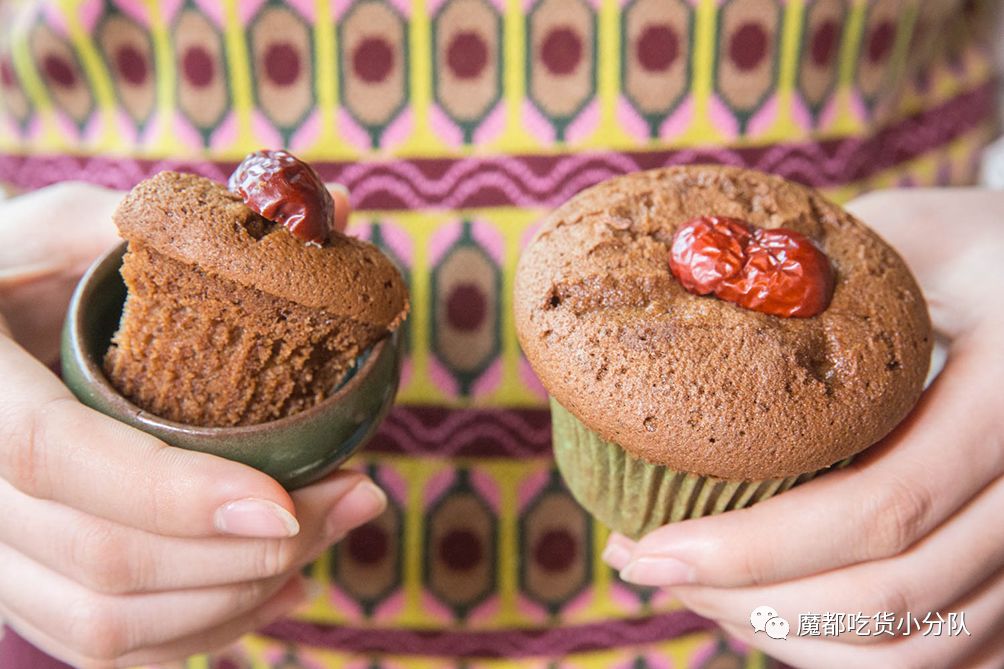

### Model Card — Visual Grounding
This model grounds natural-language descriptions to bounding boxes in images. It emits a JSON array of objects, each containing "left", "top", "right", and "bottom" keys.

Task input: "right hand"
[{"left": 0, "top": 182, "right": 386, "bottom": 668}]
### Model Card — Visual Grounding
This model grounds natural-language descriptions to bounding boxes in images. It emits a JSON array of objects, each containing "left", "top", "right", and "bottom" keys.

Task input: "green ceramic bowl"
[{"left": 61, "top": 242, "right": 403, "bottom": 490}]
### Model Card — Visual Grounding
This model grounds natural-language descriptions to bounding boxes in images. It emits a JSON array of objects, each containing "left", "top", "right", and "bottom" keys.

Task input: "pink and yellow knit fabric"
[{"left": 0, "top": 0, "right": 999, "bottom": 667}]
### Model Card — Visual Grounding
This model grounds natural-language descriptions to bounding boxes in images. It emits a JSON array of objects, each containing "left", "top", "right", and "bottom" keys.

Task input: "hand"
[
  {"left": 0, "top": 181, "right": 384, "bottom": 668},
  {"left": 602, "top": 189, "right": 1004, "bottom": 669},
  {"left": 0, "top": 182, "right": 122, "bottom": 362}
]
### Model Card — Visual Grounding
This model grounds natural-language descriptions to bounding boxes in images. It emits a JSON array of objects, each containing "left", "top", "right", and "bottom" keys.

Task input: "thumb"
[
  {"left": 289, "top": 468, "right": 387, "bottom": 541},
  {"left": 328, "top": 184, "right": 352, "bottom": 234}
]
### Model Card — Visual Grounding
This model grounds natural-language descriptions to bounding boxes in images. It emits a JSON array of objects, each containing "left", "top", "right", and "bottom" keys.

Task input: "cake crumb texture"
[{"left": 104, "top": 171, "right": 409, "bottom": 427}]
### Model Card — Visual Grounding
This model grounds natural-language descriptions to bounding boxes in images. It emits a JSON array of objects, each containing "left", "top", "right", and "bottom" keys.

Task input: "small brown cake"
[
  {"left": 104, "top": 170, "right": 409, "bottom": 427},
  {"left": 514, "top": 165, "right": 931, "bottom": 536}
]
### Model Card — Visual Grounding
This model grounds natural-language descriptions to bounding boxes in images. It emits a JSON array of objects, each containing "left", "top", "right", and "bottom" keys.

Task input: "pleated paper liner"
[{"left": 550, "top": 397, "right": 852, "bottom": 539}]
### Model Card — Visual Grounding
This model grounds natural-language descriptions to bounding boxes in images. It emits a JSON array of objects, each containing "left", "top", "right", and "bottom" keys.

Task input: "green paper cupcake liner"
[{"left": 550, "top": 397, "right": 850, "bottom": 539}]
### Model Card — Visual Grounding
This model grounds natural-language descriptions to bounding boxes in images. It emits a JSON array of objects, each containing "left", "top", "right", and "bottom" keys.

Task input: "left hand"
[{"left": 602, "top": 188, "right": 1004, "bottom": 669}]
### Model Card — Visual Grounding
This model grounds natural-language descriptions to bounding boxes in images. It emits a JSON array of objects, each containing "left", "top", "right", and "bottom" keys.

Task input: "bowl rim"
[{"left": 66, "top": 241, "right": 394, "bottom": 437}]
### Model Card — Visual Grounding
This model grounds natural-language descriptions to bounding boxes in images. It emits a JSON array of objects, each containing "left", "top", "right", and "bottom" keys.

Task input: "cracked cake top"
[
  {"left": 514, "top": 165, "right": 931, "bottom": 480},
  {"left": 115, "top": 171, "right": 409, "bottom": 331}
]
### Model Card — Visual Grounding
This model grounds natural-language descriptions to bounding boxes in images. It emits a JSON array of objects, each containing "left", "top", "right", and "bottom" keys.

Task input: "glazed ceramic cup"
[{"left": 61, "top": 242, "right": 403, "bottom": 490}]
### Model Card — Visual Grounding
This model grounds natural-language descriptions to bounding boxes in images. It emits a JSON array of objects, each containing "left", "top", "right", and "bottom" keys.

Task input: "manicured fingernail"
[
  {"left": 327, "top": 480, "right": 387, "bottom": 536},
  {"left": 620, "top": 556, "right": 695, "bottom": 587},
  {"left": 602, "top": 543, "right": 631, "bottom": 569},
  {"left": 328, "top": 182, "right": 349, "bottom": 196},
  {"left": 214, "top": 498, "right": 300, "bottom": 538},
  {"left": 348, "top": 480, "right": 387, "bottom": 518}
]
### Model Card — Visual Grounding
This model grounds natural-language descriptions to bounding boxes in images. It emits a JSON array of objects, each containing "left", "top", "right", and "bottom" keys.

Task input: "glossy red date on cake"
[
  {"left": 669, "top": 216, "right": 835, "bottom": 318},
  {"left": 229, "top": 150, "right": 334, "bottom": 245}
]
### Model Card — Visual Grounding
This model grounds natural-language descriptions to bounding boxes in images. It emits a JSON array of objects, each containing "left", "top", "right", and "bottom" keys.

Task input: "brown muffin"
[
  {"left": 515, "top": 166, "right": 931, "bottom": 535},
  {"left": 104, "top": 171, "right": 409, "bottom": 427}
]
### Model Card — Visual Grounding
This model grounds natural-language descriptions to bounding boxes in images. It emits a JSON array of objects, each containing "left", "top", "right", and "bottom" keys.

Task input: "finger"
[
  {"left": 613, "top": 338, "right": 1004, "bottom": 588},
  {"left": 0, "top": 182, "right": 122, "bottom": 276},
  {"left": 845, "top": 189, "right": 1004, "bottom": 335},
  {"left": 663, "top": 474, "right": 1004, "bottom": 645},
  {"left": 0, "top": 575, "right": 308, "bottom": 669},
  {"left": 116, "top": 575, "right": 309, "bottom": 668},
  {"left": 328, "top": 183, "right": 351, "bottom": 233},
  {"left": 0, "top": 539, "right": 304, "bottom": 660},
  {"left": 708, "top": 565, "right": 1004, "bottom": 669},
  {"left": 0, "top": 336, "right": 298, "bottom": 538},
  {"left": 958, "top": 618, "right": 1004, "bottom": 669},
  {"left": 0, "top": 469, "right": 384, "bottom": 593},
  {"left": 0, "top": 183, "right": 123, "bottom": 361},
  {"left": 602, "top": 533, "right": 634, "bottom": 570}
]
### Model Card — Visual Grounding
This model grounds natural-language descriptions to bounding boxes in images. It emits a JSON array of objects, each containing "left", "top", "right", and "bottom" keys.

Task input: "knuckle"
[
  {"left": 240, "top": 578, "right": 280, "bottom": 609},
  {"left": 143, "top": 445, "right": 207, "bottom": 535},
  {"left": 71, "top": 521, "right": 138, "bottom": 595},
  {"left": 731, "top": 510, "right": 781, "bottom": 586},
  {"left": 253, "top": 538, "right": 296, "bottom": 578},
  {"left": 863, "top": 479, "right": 932, "bottom": 559},
  {"left": 65, "top": 595, "right": 127, "bottom": 660},
  {"left": 3, "top": 396, "right": 77, "bottom": 499},
  {"left": 2, "top": 401, "right": 46, "bottom": 497},
  {"left": 737, "top": 540, "right": 776, "bottom": 586},
  {"left": 143, "top": 451, "right": 180, "bottom": 535},
  {"left": 864, "top": 579, "right": 912, "bottom": 622}
]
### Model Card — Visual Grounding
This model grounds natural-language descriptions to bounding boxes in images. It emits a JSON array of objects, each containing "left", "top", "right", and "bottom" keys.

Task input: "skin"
[
  {"left": 603, "top": 189, "right": 1004, "bottom": 669},
  {"left": 0, "top": 181, "right": 365, "bottom": 668}
]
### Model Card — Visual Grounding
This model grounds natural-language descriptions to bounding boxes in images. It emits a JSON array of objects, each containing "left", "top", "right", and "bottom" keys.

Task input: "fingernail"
[
  {"left": 328, "top": 182, "right": 350, "bottom": 197},
  {"left": 214, "top": 498, "right": 300, "bottom": 538},
  {"left": 327, "top": 480, "right": 387, "bottom": 536},
  {"left": 620, "top": 556, "right": 695, "bottom": 587},
  {"left": 602, "top": 543, "right": 631, "bottom": 569}
]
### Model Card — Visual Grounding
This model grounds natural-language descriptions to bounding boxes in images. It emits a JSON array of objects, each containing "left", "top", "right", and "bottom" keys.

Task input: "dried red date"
[
  {"left": 228, "top": 150, "right": 334, "bottom": 245},
  {"left": 669, "top": 216, "right": 834, "bottom": 318}
]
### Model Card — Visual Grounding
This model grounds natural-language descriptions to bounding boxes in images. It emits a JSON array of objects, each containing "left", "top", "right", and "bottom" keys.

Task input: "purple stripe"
[
  {"left": 0, "top": 82, "right": 995, "bottom": 204},
  {"left": 0, "top": 628, "right": 73, "bottom": 669},
  {"left": 262, "top": 610, "right": 722, "bottom": 658},
  {"left": 368, "top": 406, "right": 553, "bottom": 458},
  {"left": 0, "top": 618, "right": 795, "bottom": 662}
]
